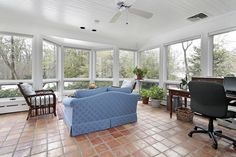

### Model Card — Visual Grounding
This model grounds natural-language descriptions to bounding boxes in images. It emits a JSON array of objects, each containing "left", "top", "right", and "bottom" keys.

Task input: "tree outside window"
[
  {"left": 167, "top": 39, "right": 201, "bottom": 81},
  {"left": 140, "top": 48, "right": 160, "bottom": 79},
  {"left": 0, "top": 34, "right": 32, "bottom": 80},
  {"left": 119, "top": 50, "right": 135, "bottom": 78},
  {"left": 96, "top": 50, "right": 113, "bottom": 78},
  {"left": 213, "top": 31, "right": 236, "bottom": 77},
  {"left": 64, "top": 47, "right": 89, "bottom": 78},
  {"left": 42, "top": 41, "right": 57, "bottom": 79}
]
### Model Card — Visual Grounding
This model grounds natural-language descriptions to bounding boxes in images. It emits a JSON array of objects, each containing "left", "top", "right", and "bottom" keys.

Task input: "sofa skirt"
[{"left": 110, "top": 113, "right": 137, "bottom": 127}]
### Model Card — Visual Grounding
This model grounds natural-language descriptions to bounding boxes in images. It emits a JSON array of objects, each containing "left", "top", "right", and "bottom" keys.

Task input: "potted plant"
[
  {"left": 150, "top": 85, "right": 165, "bottom": 107},
  {"left": 180, "top": 75, "right": 188, "bottom": 90},
  {"left": 88, "top": 83, "right": 97, "bottom": 89},
  {"left": 140, "top": 89, "right": 150, "bottom": 104},
  {"left": 133, "top": 67, "right": 147, "bottom": 80}
]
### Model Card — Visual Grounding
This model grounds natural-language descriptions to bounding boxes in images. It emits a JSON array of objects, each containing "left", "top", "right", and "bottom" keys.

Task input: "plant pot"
[
  {"left": 142, "top": 97, "right": 149, "bottom": 104},
  {"left": 151, "top": 99, "right": 161, "bottom": 108}
]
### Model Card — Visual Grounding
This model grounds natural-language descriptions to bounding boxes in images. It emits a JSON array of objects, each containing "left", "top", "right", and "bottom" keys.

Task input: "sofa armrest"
[{"left": 63, "top": 98, "right": 77, "bottom": 107}]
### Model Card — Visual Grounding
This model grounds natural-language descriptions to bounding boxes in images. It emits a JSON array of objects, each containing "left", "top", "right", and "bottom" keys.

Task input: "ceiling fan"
[{"left": 110, "top": 0, "right": 153, "bottom": 23}]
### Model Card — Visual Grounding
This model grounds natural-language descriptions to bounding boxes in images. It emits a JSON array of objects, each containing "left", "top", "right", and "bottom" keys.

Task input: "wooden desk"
[
  {"left": 168, "top": 88, "right": 190, "bottom": 118},
  {"left": 168, "top": 88, "right": 236, "bottom": 118}
]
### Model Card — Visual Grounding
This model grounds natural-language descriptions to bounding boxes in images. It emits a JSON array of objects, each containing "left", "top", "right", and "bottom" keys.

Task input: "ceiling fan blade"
[
  {"left": 128, "top": 8, "right": 153, "bottom": 19},
  {"left": 110, "top": 12, "right": 122, "bottom": 23}
]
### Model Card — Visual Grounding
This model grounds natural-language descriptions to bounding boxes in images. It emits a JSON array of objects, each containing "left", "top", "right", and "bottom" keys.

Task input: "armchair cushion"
[
  {"left": 107, "top": 87, "right": 132, "bottom": 93},
  {"left": 20, "top": 83, "right": 36, "bottom": 96},
  {"left": 30, "top": 95, "right": 54, "bottom": 106},
  {"left": 74, "top": 87, "right": 107, "bottom": 98}
]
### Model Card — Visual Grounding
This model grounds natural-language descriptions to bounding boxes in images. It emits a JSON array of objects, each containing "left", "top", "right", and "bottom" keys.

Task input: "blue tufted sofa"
[{"left": 63, "top": 87, "right": 138, "bottom": 136}]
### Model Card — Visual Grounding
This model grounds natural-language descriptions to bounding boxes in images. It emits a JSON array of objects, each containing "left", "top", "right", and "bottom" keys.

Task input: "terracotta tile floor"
[{"left": 0, "top": 102, "right": 235, "bottom": 157}]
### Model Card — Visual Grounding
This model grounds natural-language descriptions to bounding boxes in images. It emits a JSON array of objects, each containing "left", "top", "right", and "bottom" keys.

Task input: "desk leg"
[
  {"left": 184, "top": 98, "right": 187, "bottom": 108},
  {"left": 170, "top": 93, "right": 173, "bottom": 118}
]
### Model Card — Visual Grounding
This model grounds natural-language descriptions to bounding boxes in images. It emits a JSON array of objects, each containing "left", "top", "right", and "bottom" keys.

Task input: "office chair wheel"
[
  {"left": 188, "top": 132, "right": 193, "bottom": 137},
  {"left": 212, "top": 143, "right": 218, "bottom": 149}
]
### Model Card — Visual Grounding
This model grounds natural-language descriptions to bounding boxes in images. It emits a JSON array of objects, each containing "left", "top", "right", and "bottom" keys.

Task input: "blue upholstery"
[
  {"left": 63, "top": 91, "right": 138, "bottom": 136},
  {"left": 74, "top": 87, "right": 107, "bottom": 98},
  {"left": 107, "top": 87, "right": 132, "bottom": 93}
]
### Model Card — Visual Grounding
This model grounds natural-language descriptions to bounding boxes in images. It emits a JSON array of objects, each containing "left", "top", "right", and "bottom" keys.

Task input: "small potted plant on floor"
[
  {"left": 133, "top": 67, "right": 147, "bottom": 80},
  {"left": 140, "top": 89, "right": 150, "bottom": 104},
  {"left": 150, "top": 85, "right": 165, "bottom": 107}
]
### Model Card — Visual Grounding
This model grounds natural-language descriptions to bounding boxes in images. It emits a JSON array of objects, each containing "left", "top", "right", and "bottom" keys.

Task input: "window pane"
[
  {"left": 140, "top": 48, "right": 160, "bottom": 79},
  {"left": 141, "top": 82, "right": 158, "bottom": 89},
  {"left": 167, "top": 39, "right": 201, "bottom": 81},
  {"left": 0, "top": 35, "right": 32, "bottom": 80},
  {"left": 96, "top": 50, "right": 113, "bottom": 78},
  {"left": 95, "top": 81, "right": 112, "bottom": 87},
  {"left": 42, "top": 41, "right": 57, "bottom": 79},
  {"left": 43, "top": 82, "right": 57, "bottom": 91},
  {"left": 119, "top": 50, "right": 135, "bottom": 78},
  {"left": 213, "top": 31, "right": 236, "bottom": 77},
  {"left": 64, "top": 48, "right": 89, "bottom": 78},
  {"left": 0, "top": 85, "right": 22, "bottom": 98},
  {"left": 64, "top": 81, "right": 90, "bottom": 90}
]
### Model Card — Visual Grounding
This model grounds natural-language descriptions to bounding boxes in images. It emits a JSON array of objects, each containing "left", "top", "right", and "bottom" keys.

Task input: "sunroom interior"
[{"left": 0, "top": 0, "right": 236, "bottom": 156}]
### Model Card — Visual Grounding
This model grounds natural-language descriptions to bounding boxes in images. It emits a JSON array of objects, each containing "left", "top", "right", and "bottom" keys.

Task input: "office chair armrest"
[{"left": 229, "top": 100, "right": 236, "bottom": 104}]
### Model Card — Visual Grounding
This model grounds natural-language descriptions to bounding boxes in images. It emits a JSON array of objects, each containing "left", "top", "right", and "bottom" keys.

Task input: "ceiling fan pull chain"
[{"left": 126, "top": 9, "right": 129, "bottom": 25}]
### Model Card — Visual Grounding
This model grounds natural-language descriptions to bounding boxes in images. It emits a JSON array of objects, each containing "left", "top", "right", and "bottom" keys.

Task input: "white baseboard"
[{"left": 0, "top": 97, "right": 28, "bottom": 114}]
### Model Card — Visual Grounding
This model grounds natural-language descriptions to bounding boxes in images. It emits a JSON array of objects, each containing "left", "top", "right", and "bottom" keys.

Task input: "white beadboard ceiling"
[{"left": 1, "top": 0, "right": 236, "bottom": 48}]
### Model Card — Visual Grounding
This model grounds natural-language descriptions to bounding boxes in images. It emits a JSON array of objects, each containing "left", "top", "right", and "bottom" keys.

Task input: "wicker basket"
[{"left": 176, "top": 107, "right": 194, "bottom": 122}]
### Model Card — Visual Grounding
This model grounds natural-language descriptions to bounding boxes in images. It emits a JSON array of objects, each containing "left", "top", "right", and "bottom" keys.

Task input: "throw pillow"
[
  {"left": 20, "top": 83, "right": 36, "bottom": 96},
  {"left": 121, "top": 80, "right": 135, "bottom": 89}
]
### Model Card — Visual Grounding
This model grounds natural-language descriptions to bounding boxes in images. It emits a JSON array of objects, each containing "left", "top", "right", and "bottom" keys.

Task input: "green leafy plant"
[
  {"left": 180, "top": 75, "right": 188, "bottom": 89},
  {"left": 140, "top": 89, "right": 151, "bottom": 98},
  {"left": 150, "top": 85, "right": 165, "bottom": 100},
  {"left": 133, "top": 67, "right": 147, "bottom": 79}
]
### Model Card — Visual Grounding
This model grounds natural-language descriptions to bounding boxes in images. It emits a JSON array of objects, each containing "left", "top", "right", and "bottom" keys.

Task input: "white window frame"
[{"left": 164, "top": 35, "right": 202, "bottom": 84}]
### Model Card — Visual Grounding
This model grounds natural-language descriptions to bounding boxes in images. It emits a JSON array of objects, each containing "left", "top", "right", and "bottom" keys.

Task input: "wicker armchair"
[{"left": 17, "top": 82, "right": 57, "bottom": 120}]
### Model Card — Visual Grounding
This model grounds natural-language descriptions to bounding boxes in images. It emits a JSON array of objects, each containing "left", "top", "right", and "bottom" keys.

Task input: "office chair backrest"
[
  {"left": 188, "top": 81, "right": 228, "bottom": 118},
  {"left": 223, "top": 77, "right": 236, "bottom": 93}
]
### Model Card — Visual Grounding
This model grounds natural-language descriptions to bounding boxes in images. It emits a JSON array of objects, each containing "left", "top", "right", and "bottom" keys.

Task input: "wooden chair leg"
[{"left": 54, "top": 106, "right": 57, "bottom": 116}]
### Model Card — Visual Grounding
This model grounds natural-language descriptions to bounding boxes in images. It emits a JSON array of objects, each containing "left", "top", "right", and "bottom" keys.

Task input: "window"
[
  {"left": 42, "top": 40, "right": 57, "bottom": 79},
  {"left": 0, "top": 34, "right": 32, "bottom": 80},
  {"left": 95, "top": 81, "right": 113, "bottom": 87},
  {"left": 43, "top": 82, "right": 57, "bottom": 91},
  {"left": 64, "top": 81, "right": 90, "bottom": 90},
  {"left": 167, "top": 38, "right": 201, "bottom": 81},
  {"left": 96, "top": 50, "right": 113, "bottom": 78},
  {"left": 64, "top": 47, "right": 89, "bottom": 78},
  {"left": 141, "top": 81, "right": 158, "bottom": 89},
  {"left": 140, "top": 48, "right": 160, "bottom": 79},
  {"left": 213, "top": 30, "right": 236, "bottom": 77},
  {"left": 0, "top": 85, "right": 22, "bottom": 98},
  {"left": 119, "top": 50, "right": 135, "bottom": 78}
]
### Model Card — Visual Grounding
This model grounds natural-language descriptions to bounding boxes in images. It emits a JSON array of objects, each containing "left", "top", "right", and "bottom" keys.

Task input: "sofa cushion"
[
  {"left": 107, "top": 87, "right": 132, "bottom": 93},
  {"left": 74, "top": 87, "right": 108, "bottom": 98}
]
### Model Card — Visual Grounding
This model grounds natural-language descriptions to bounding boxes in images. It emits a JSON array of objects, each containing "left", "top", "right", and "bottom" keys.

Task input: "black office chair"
[{"left": 188, "top": 81, "right": 236, "bottom": 149}]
